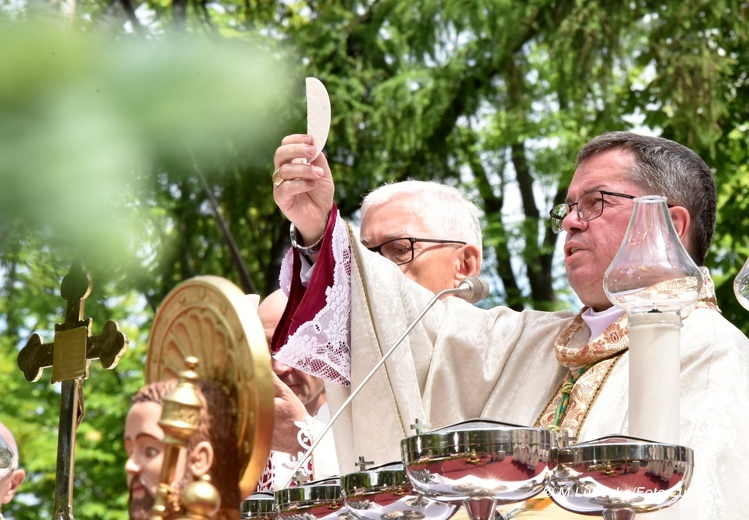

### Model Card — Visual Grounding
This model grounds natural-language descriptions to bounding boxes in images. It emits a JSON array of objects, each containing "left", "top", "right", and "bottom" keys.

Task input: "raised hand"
[
  {"left": 272, "top": 134, "right": 335, "bottom": 248},
  {"left": 271, "top": 371, "right": 312, "bottom": 454}
]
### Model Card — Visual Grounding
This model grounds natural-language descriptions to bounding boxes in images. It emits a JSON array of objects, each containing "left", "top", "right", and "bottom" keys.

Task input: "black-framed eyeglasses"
[
  {"left": 549, "top": 190, "right": 636, "bottom": 234},
  {"left": 368, "top": 237, "right": 467, "bottom": 266}
]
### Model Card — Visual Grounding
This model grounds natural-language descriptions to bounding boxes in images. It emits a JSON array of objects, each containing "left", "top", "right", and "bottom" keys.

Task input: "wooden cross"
[{"left": 16, "top": 261, "right": 129, "bottom": 520}]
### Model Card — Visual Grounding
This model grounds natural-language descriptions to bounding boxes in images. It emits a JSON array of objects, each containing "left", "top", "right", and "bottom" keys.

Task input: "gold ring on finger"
[{"left": 272, "top": 168, "right": 285, "bottom": 187}]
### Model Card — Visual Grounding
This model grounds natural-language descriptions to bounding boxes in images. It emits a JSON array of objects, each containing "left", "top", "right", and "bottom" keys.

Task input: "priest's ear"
[
  {"left": 454, "top": 243, "right": 482, "bottom": 282},
  {"left": 669, "top": 205, "right": 693, "bottom": 255},
  {"left": 187, "top": 441, "right": 214, "bottom": 479},
  {"left": 2, "top": 467, "right": 25, "bottom": 504}
]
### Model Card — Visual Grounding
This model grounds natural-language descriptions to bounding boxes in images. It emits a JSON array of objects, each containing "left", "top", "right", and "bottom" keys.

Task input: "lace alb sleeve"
[{"left": 274, "top": 213, "right": 352, "bottom": 386}]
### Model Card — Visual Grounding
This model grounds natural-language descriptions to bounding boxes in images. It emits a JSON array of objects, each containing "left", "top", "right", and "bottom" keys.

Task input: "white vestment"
[
  {"left": 276, "top": 214, "right": 749, "bottom": 518},
  {"left": 277, "top": 215, "right": 573, "bottom": 471},
  {"left": 500, "top": 275, "right": 749, "bottom": 519},
  {"left": 570, "top": 305, "right": 749, "bottom": 518}
]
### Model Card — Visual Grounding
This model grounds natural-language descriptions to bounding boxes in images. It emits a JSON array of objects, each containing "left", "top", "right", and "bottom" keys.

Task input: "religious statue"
[{"left": 125, "top": 276, "right": 274, "bottom": 520}]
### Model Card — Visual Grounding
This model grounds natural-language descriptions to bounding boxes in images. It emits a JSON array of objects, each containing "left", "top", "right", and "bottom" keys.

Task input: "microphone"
[
  {"left": 453, "top": 275, "right": 490, "bottom": 303},
  {"left": 279, "top": 276, "right": 490, "bottom": 488}
]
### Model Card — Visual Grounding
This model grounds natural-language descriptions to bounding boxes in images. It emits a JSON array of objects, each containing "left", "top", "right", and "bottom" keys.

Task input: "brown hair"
[{"left": 577, "top": 131, "right": 716, "bottom": 265}]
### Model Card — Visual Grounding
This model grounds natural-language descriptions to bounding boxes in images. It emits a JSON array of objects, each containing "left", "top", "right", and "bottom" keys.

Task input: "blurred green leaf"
[{"left": 0, "top": 21, "right": 290, "bottom": 263}]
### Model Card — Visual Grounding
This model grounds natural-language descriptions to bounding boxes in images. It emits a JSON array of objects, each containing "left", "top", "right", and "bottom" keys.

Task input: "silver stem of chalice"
[{"left": 602, "top": 508, "right": 636, "bottom": 520}]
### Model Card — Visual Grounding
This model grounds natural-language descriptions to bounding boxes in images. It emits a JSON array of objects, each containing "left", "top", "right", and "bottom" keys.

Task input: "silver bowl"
[
  {"left": 547, "top": 436, "right": 694, "bottom": 518},
  {"left": 276, "top": 478, "right": 351, "bottom": 520},
  {"left": 341, "top": 461, "right": 458, "bottom": 520},
  {"left": 400, "top": 419, "right": 556, "bottom": 520}
]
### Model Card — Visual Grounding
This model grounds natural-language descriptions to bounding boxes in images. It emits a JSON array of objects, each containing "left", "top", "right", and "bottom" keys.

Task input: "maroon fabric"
[{"left": 271, "top": 204, "right": 339, "bottom": 354}]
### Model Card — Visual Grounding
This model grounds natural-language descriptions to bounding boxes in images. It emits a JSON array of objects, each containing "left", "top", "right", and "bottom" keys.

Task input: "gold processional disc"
[{"left": 145, "top": 275, "right": 273, "bottom": 499}]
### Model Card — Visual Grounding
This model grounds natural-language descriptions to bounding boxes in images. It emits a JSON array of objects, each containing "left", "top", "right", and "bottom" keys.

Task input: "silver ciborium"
[
  {"left": 546, "top": 436, "right": 694, "bottom": 519},
  {"left": 400, "top": 419, "right": 556, "bottom": 520},
  {"left": 341, "top": 461, "right": 458, "bottom": 520},
  {"left": 276, "top": 478, "right": 351, "bottom": 520}
]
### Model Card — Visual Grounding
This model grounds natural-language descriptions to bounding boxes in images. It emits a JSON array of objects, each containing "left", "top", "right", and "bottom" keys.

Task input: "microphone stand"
[{"left": 278, "top": 276, "right": 488, "bottom": 489}]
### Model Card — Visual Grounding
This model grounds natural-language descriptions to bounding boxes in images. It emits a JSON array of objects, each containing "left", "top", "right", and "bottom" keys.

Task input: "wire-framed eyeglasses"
[
  {"left": 368, "top": 237, "right": 467, "bottom": 265},
  {"left": 549, "top": 190, "right": 636, "bottom": 234}
]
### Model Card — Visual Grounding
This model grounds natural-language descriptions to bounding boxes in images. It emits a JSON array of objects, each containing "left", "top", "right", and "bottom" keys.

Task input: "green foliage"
[
  {"left": 1, "top": 0, "right": 749, "bottom": 518},
  {"left": 1, "top": 254, "right": 150, "bottom": 519}
]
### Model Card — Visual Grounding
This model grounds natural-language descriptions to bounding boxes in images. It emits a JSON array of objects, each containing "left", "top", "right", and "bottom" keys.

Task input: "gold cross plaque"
[{"left": 18, "top": 262, "right": 128, "bottom": 384}]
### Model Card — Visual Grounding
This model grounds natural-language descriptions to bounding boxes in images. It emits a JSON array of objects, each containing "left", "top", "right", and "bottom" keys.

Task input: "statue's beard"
[
  {"left": 128, "top": 477, "right": 156, "bottom": 520},
  {"left": 128, "top": 470, "right": 195, "bottom": 520}
]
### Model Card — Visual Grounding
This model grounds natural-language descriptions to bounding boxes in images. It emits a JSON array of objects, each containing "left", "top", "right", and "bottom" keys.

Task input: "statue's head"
[
  {"left": 124, "top": 378, "right": 240, "bottom": 519},
  {"left": 131, "top": 276, "right": 275, "bottom": 519}
]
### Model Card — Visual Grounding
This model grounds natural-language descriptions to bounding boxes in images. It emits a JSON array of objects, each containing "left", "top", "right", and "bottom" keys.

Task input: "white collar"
[{"left": 581, "top": 305, "right": 626, "bottom": 341}]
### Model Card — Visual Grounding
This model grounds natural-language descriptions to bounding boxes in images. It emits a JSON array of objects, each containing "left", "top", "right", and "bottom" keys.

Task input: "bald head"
[
  {"left": 257, "top": 289, "right": 288, "bottom": 345},
  {"left": 0, "top": 423, "right": 17, "bottom": 466},
  {"left": 0, "top": 421, "right": 25, "bottom": 509}
]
